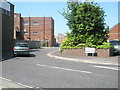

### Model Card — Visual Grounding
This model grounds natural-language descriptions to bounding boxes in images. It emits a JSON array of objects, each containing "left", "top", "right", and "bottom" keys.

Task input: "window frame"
[
  {"left": 32, "top": 22, "right": 39, "bottom": 26},
  {"left": 23, "top": 22, "right": 29, "bottom": 25},
  {"left": 24, "top": 32, "right": 29, "bottom": 35},
  {"left": 33, "top": 32, "right": 39, "bottom": 35}
]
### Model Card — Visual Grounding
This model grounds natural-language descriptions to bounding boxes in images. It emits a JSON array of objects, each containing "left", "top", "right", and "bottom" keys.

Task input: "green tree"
[{"left": 61, "top": 0, "right": 109, "bottom": 47}]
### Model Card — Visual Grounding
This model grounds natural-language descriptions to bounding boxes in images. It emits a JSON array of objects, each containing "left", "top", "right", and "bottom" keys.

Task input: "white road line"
[
  {"left": 92, "top": 65, "right": 119, "bottom": 71},
  {"left": 0, "top": 77, "right": 33, "bottom": 88},
  {"left": 36, "top": 64, "right": 92, "bottom": 74}
]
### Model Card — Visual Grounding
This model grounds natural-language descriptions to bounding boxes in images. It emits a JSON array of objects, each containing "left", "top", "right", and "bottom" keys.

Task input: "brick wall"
[
  {"left": 62, "top": 48, "right": 114, "bottom": 57},
  {"left": 14, "top": 13, "right": 24, "bottom": 40},
  {"left": 62, "top": 49, "right": 86, "bottom": 56},
  {"left": 14, "top": 14, "right": 54, "bottom": 47},
  {"left": 109, "top": 23, "right": 120, "bottom": 41}
]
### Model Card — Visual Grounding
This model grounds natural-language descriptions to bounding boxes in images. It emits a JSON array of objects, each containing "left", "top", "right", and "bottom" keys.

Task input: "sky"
[{"left": 11, "top": 1, "right": 119, "bottom": 34}]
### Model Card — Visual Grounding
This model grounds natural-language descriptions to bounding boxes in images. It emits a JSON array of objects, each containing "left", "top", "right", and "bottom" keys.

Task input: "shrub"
[
  {"left": 96, "top": 42, "right": 114, "bottom": 49},
  {"left": 60, "top": 46, "right": 80, "bottom": 53},
  {"left": 60, "top": 42, "right": 114, "bottom": 52},
  {"left": 76, "top": 43, "right": 86, "bottom": 48},
  {"left": 61, "top": 38, "right": 75, "bottom": 47}
]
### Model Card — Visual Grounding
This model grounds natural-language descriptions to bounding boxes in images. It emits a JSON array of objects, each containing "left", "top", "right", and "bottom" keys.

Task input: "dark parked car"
[
  {"left": 110, "top": 40, "right": 120, "bottom": 54},
  {"left": 13, "top": 42, "right": 30, "bottom": 56}
]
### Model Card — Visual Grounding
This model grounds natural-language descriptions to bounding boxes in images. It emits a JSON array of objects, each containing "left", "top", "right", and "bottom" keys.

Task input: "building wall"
[
  {"left": 109, "top": 23, "right": 120, "bottom": 41},
  {"left": 55, "top": 33, "right": 66, "bottom": 45},
  {"left": 22, "top": 17, "right": 44, "bottom": 41},
  {"left": 2, "top": 2, "right": 14, "bottom": 59},
  {"left": 14, "top": 13, "right": 24, "bottom": 40},
  {"left": 14, "top": 14, "right": 54, "bottom": 47},
  {"left": 0, "top": 9, "right": 2, "bottom": 61}
]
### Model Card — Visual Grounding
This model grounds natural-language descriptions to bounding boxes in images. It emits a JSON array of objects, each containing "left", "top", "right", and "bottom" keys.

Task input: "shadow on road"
[
  {"left": 14, "top": 54, "right": 36, "bottom": 57},
  {"left": 1, "top": 54, "right": 36, "bottom": 62},
  {"left": 30, "top": 49, "right": 41, "bottom": 52}
]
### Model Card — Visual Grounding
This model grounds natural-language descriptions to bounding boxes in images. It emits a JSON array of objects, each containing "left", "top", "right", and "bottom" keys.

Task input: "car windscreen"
[
  {"left": 110, "top": 41, "right": 120, "bottom": 45},
  {"left": 15, "top": 43, "right": 29, "bottom": 47}
]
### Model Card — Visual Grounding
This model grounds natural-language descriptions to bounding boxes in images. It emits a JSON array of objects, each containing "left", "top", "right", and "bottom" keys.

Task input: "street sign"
[{"left": 85, "top": 47, "right": 96, "bottom": 54}]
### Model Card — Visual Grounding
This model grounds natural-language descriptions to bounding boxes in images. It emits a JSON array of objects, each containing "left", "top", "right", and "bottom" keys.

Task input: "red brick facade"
[
  {"left": 14, "top": 13, "right": 54, "bottom": 47},
  {"left": 14, "top": 13, "right": 24, "bottom": 40},
  {"left": 108, "top": 23, "right": 120, "bottom": 41}
]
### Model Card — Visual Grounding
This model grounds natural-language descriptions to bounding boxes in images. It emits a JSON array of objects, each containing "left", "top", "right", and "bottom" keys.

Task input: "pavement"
[
  {"left": 0, "top": 77, "right": 33, "bottom": 89},
  {"left": 0, "top": 77, "right": 46, "bottom": 89},
  {"left": 47, "top": 50, "right": 119, "bottom": 66}
]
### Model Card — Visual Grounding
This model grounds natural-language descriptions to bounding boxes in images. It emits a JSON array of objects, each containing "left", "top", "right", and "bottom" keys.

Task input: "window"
[
  {"left": 33, "top": 32, "right": 38, "bottom": 35},
  {"left": 23, "top": 22, "right": 29, "bottom": 25},
  {"left": 15, "top": 43, "right": 28, "bottom": 47},
  {"left": 32, "top": 22, "right": 39, "bottom": 25},
  {"left": 6, "top": 11, "right": 10, "bottom": 16},
  {"left": 24, "top": 32, "right": 29, "bottom": 35},
  {"left": 24, "top": 29, "right": 27, "bottom": 31},
  {"left": 0, "top": 8, "right": 2, "bottom": 13},
  {"left": 1, "top": 7, "right": 10, "bottom": 16}
]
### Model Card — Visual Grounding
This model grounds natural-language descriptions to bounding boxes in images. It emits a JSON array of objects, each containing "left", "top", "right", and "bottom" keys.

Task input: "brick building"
[
  {"left": 0, "top": 0, "right": 14, "bottom": 60},
  {"left": 55, "top": 33, "right": 66, "bottom": 46},
  {"left": 14, "top": 13, "right": 54, "bottom": 47},
  {"left": 108, "top": 23, "right": 120, "bottom": 41},
  {"left": 14, "top": 13, "right": 24, "bottom": 40}
]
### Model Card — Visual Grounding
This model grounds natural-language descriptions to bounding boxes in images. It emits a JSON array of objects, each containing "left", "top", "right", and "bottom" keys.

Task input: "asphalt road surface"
[{"left": 1, "top": 47, "right": 119, "bottom": 88}]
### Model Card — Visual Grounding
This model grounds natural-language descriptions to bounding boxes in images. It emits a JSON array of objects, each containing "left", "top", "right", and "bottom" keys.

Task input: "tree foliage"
[{"left": 61, "top": 0, "right": 109, "bottom": 47}]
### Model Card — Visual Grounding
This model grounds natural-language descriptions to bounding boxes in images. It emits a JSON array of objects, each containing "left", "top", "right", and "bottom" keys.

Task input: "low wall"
[
  {"left": 96, "top": 49, "right": 114, "bottom": 57},
  {"left": 15, "top": 40, "right": 40, "bottom": 49},
  {"left": 62, "top": 49, "right": 86, "bottom": 56},
  {"left": 62, "top": 48, "right": 114, "bottom": 57}
]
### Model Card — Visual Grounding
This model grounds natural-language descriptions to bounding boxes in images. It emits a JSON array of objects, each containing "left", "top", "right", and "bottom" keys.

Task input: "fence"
[{"left": 15, "top": 40, "right": 40, "bottom": 49}]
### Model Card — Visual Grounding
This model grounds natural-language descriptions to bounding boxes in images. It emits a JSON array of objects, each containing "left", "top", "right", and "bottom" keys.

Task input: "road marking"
[
  {"left": 0, "top": 77, "right": 33, "bottom": 88},
  {"left": 36, "top": 64, "right": 92, "bottom": 74},
  {"left": 92, "top": 65, "right": 119, "bottom": 71}
]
